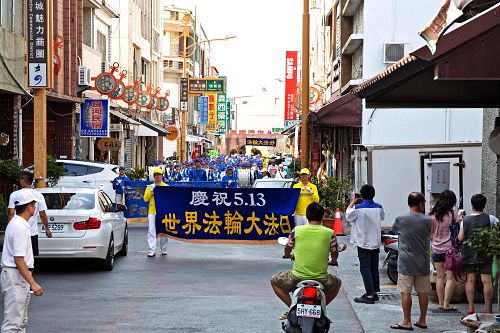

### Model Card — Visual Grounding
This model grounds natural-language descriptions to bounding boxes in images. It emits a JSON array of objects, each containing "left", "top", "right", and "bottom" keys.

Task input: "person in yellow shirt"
[
  {"left": 293, "top": 168, "right": 320, "bottom": 226},
  {"left": 143, "top": 168, "right": 168, "bottom": 257}
]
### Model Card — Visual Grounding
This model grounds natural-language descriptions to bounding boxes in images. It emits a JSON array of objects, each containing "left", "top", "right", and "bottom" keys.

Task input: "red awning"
[{"left": 309, "top": 92, "right": 362, "bottom": 127}]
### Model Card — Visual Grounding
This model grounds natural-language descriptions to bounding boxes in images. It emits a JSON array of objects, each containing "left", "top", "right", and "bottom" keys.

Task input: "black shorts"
[
  {"left": 31, "top": 235, "right": 39, "bottom": 257},
  {"left": 432, "top": 252, "right": 446, "bottom": 263},
  {"left": 463, "top": 263, "right": 492, "bottom": 275}
]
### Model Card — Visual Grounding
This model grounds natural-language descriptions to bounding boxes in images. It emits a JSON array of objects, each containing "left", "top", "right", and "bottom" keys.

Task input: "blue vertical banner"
[
  {"left": 200, "top": 95, "right": 208, "bottom": 124},
  {"left": 80, "top": 99, "right": 110, "bottom": 137},
  {"left": 154, "top": 187, "right": 300, "bottom": 244}
]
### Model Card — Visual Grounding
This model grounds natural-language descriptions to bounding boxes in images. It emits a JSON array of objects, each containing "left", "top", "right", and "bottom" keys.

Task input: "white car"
[
  {"left": 252, "top": 178, "right": 295, "bottom": 188},
  {"left": 30, "top": 159, "right": 119, "bottom": 202},
  {"left": 36, "top": 188, "right": 128, "bottom": 271}
]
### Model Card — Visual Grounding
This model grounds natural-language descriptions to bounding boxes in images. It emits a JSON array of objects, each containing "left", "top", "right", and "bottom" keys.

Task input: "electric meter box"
[{"left": 429, "top": 161, "right": 450, "bottom": 193}]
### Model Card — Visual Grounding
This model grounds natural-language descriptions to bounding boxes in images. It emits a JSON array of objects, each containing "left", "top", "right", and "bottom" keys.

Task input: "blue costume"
[
  {"left": 189, "top": 167, "right": 208, "bottom": 181},
  {"left": 112, "top": 175, "right": 130, "bottom": 194}
]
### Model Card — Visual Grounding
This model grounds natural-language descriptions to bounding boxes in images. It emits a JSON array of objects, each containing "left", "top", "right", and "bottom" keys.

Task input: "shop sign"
[
  {"left": 200, "top": 96, "right": 208, "bottom": 124},
  {"left": 80, "top": 99, "right": 110, "bottom": 137},
  {"left": 97, "top": 138, "right": 121, "bottom": 152},
  {"left": 284, "top": 51, "right": 298, "bottom": 123},
  {"left": 26, "top": 0, "right": 53, "bottom": 88}
]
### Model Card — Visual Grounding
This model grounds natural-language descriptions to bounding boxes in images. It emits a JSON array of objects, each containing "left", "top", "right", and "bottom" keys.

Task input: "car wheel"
[
  {"left": 99, "top": 235, "right": 114, "bottom": 271},
  {"left": 387, "top": 266, "right": 398, "bottom": 284},
  {"left": 117, "top": 226, "right": 128, "bottom": 257}
]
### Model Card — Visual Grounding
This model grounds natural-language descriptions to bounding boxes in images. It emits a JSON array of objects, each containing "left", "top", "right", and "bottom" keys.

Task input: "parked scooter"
[{"left": 381, "top": 232, "right": 399, "bottom": 284}]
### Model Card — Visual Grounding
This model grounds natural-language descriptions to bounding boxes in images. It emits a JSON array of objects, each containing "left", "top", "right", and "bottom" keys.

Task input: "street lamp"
[{"left": 178, "top": 13, "right": 236, "bottom": 162}]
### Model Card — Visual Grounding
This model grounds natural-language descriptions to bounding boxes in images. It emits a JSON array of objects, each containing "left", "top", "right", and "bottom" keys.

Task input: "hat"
[
  {"left": 153, "top": 167, "right": 163, "bottom": 175},
  {"left": 226, "top": 164, "right": 234, "bottom": 169},
  {"left": 261, "top": 168, "right": 268, "bottom": 172},
  {"left": 13, "top": 190, "right": 42, "bottom": 206},
  {"left": 300, "top": 168, "right": 311, "bottom": 175},
  {"left": 119, "top": 166, "right": 126, "bottom": 171}
]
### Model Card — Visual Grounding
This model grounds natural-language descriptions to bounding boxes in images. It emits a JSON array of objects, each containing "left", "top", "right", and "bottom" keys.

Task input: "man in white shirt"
[
  {"left": 275, "top": 164, "right": 288, "bottom": 179},
  {"left": 8, "top": 171, "right": 52, "bottom": 257},
  {"left": 345, "top": 184, "right": 385, "bottom": 304},
  {"left": 1, "top": 190, "right": 44, "bottom": 332}
]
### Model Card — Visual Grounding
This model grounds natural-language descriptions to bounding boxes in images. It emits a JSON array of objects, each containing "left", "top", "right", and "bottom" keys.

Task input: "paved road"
[{"left": 0, "top": 225, "right": 363, "bottom": 333}]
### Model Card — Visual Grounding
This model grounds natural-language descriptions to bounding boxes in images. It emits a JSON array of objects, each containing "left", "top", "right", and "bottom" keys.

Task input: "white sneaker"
[
  {"left": 147, "top": 251, "right": 156, "bottom": 257},
  {"left": 161, "top": 249, "right": 168, "bottom": 256}
]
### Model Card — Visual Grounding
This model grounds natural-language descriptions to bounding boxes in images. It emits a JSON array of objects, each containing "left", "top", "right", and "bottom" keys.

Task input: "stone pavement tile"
[
  {"left": 334, "top": 236, "right": 469, "bottom": 333},
  {"left": 327, "top": 287, "right": 364, "bottom": 333}
]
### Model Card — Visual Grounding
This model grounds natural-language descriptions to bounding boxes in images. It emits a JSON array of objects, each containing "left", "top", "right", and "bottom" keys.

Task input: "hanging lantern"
[
  {"left": 137, "top": 85, "right": 153, "bottom": 108},
  {"left": 109, "top": 70, "right": 127, "bottom": 100},
  {"left": 157, "top": 90, "right": 170, "bottom": 112},
  {"left": 122, "top": 77, "right": 141, "bottom": 105},
  {"left": 93, "top": 62, "right": 119, "bottom": 95}
]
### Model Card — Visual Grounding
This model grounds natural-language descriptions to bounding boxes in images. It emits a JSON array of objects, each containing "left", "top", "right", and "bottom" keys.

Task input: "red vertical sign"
[{"left": 284, "top": 51, "right": 298, "bottom": 124}]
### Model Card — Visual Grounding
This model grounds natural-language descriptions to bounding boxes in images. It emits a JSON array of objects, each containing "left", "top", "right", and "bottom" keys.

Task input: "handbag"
[{"left": 445, "top": 212, "right": 465, "bottom": 281}]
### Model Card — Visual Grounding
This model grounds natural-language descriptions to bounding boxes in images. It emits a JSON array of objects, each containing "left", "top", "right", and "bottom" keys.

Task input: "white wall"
[
  {"left": 361, "top": 0, "right": 483, "bottom": 146},
  {"left": 370, "top": 145, "right": 482, "bottom": 228},
  {"left": 234, "top": 90, "right": 285, "bottom": 131}
]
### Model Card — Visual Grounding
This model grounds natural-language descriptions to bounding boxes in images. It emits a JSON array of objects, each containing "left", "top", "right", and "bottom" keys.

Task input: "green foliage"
[
  {"left": 310, "top": 176, "right": 351, "bottom": 217},
  {"left": 126, "top": 166, "right": 146, "bottom": 181},
  {"left": 46, "top": 156, "right": 64, "bottom": 187},
  {"left": 288, "top": 159, "right": 301, "bottom": 178},
  {"left": 0, "top": 194, "right": 7, "bottom": 231},
  {"left": 464, "top": 224, "right": 500, "bottom": 259},
  {"left": 0, "top": 159, "right": 23, "bottom": 184}
]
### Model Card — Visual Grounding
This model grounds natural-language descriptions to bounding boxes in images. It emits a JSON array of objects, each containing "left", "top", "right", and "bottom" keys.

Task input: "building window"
[
  {"left": 97, "top": 30, "right": 107, "bottom": 71},
  {"left": 1, "top": 0, "right": 24, "bottom": 34}
]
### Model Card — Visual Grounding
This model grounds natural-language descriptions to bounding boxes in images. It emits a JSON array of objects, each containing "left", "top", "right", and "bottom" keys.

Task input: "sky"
[{"left": 168, "top": 0, "right": 303, "bottom": 97}]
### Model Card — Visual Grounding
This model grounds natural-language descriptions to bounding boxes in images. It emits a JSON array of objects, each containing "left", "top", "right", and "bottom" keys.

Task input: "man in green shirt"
[{"left": 270, "top": 202, "right": 342, "bottom": 319}]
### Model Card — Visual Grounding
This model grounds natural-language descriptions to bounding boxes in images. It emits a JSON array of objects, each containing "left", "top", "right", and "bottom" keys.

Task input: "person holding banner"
[
  {"left": 112, "top": 166, "right": 130, "bottom": 205},
  {"left": 189, "top": 159, "right": 208, "bottom": 182},
  {"left": 271, "top": 202, "right": 341, "bottom": 320},
  {"left": 143, "top": 168, "right": 168, "bottom": 257},
  {"left": 292, "top": 168, "right": 320, "bottom": 226}
]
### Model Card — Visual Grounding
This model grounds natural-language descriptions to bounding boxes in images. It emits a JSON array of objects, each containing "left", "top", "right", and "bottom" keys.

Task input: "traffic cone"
[{"left": 333, "top": 208, "right": 345, "bottom": 236}]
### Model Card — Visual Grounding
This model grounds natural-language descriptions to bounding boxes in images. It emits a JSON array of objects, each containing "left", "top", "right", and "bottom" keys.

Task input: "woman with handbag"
[
  {"left": 458, "top": 194, "right": 498, "bottom": 315},
  {"left": 429, "top": 190, "right": 462, "bottom": 311}
]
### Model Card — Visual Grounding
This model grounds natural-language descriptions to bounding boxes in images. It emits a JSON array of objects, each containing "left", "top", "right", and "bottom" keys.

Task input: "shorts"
[
  {"left": 31, "top": 235, "right": 39, "bottom": 257},
  {"left": 463, "top": 263, "right": 492, "bottom": 275},
  {"left": 397, "top": 274, "right": 430, "bottom": 294},
  {"left": 432, "top": 252, "right": 446, "bottom": 263},
  {"left": 271, "top": 270, "right": 341, "bottom": 294}
]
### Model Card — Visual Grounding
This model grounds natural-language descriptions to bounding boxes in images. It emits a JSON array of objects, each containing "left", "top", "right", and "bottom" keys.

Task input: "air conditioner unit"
[
  {"left": 78, "top": 66, "right": 91, "bottom": 86},
  {"left": 383, "top": 43, "right": 410, "bottom": 64}
]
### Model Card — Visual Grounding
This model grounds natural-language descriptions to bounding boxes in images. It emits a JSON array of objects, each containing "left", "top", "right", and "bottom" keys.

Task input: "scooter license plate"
[{"left": 296, "top": 304, "right": 321, "bottom": 318}]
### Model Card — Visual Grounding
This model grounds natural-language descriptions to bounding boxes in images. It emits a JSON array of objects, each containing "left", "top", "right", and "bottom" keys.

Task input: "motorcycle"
[
  {"left": 381, "top": 232, "right": 399, "bottom": 284},
  {"left": 282, "top": 280, "right": 331, "bottom": 333}
]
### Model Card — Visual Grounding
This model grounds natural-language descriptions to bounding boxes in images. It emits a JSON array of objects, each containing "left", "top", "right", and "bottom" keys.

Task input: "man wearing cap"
[
  {"left": 143, "top": 168, "right": 168, "bottom": 257},
  {"left": 2, "top": 190, "right": 44, "bottom": 331},
  {"left": 189, "top": 159, "right": 208, "bottom": 182},
  {"left": 112, "top": 166, "right": 130, "bottom": 205},
  {"left": 293, "top": 168, "right": 320, "bottom": 226},
  {"left": 8, "top": 171, "right": 52, "bottom": 258}
]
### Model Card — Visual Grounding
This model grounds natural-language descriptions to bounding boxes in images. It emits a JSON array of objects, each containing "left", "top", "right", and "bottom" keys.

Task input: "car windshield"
[
  {"left": 254, "top": 181, "right": 291, "bottom": 188},
  {"left": 42, "top": 193, "right": 95, "bottom": 210}
]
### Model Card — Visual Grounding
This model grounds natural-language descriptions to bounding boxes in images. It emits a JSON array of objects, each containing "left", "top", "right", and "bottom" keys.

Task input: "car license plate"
[
  {"left": 296, "top": 304, "right": 321, "bottom": 318},
  {"left": 41, "top": 224, "right": 65, "bottom": 233}
]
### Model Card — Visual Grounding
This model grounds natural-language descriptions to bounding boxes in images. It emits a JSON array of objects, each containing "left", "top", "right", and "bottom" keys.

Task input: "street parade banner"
[
  {"left": 154, "top": 187, "right": 300, "bottom": 244},
  {"left": 123, "top": 180, "right": 229, "bottom": 221}
]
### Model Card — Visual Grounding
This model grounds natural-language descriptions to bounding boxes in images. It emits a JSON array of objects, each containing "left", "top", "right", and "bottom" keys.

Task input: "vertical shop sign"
[
  {"left": 206, "top": 93, "right": 217, "bottom": 132},
  {"left": 310, "top": 132, "right": 321, "bottom": 175},
  {"left": 200, "top": 96, "right": 208, "bottom": 124},
  {"left": 80, "top": 99, "right": 110, "bottom": 137},
  {"left": 284, "top": 51, "right": 298, "bottom": 126},
  {"left": 26, "top": 0, "right": 53, "bottom": 88},
  {"left": 216, "top": 93, "right": 227, "bottom": 134}
]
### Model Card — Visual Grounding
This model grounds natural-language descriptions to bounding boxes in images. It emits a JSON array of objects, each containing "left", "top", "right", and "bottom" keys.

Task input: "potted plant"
[
  {"left": 464, "top": 224, "right": 500, "bottom": 312},
  {"left": 126, "top": 166, "right": 147, "bottom": 181},
  {"left": 311, "top": 176, "right": 351, "bottom": 231}
]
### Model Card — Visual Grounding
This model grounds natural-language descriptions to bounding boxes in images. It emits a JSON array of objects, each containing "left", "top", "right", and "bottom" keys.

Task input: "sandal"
[
  {"left": 278, "top": 311, "right": 288, "bottom": 320},
  {"left": 466, "top": 308, "right": 475, "bottom": 315},
  {"left": 441, "top": 306, "right": 457, "bottom": 312},
  {"left": 390, "top": 323, "right": 413, "bottom": 330}
]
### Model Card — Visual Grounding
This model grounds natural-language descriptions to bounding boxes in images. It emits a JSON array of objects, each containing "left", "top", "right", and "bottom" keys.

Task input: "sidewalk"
[{"left": 333, "top": 235, "right": 469, "bottom": 333}]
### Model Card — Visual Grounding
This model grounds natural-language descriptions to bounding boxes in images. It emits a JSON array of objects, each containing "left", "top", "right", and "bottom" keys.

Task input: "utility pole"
[
  {"left": 301, "top": 0, "right": 310, "bottom": 168},
  {"left": 180, "top": 13, "right": 190, "bottom": 163}
]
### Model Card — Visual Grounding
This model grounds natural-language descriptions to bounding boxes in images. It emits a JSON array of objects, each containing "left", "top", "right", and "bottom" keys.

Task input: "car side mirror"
[{"left": 115, "top": 204, "right": 127, "bottom": 212}]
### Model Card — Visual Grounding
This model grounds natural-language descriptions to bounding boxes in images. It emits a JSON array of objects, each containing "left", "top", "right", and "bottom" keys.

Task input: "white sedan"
[
  {"left": 36, "top": 188, "right": 128, "bottom": 271},
  {"left": 252, "top": 178, "right": 295, "bottom": 188}
]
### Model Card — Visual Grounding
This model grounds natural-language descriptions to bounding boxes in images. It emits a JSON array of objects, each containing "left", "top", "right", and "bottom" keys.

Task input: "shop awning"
[
  {"left": 352, "top": 3, "right": 500, "bottom": 108},
  {"left": 309, "top": 92, "right": 362, "bottom": 127},
  {"left": 137, "top": 117, "right": 170, "bottom": 136},
  {"left": 110, "top": 109, "right": 140, "bottom": 125},
  {"left": 186, "top": 135, "right": 213, "bottom": 145}
]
